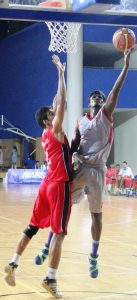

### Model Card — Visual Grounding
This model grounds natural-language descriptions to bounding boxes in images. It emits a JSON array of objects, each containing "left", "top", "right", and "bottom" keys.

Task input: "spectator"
[
  {"left": 115, "top": 164, "right": 120, "bottom": 175},
  {"left": 11, "top": 146, "right": 18, "bottom": 169},
  {"left": 116, "top": 161, "right": 134, "bottom": 194},
  {"left": 106, "top": 163, "right": 116, "bottom": 179},
  {"left": 106, "top": 164, "right": 116, "bottom": 193},
  {"left": 35, "top": 161, "right": 41, "bottom": 169},
  {"left": 41, "top": 160, "right": 48, "bottom": 170}
]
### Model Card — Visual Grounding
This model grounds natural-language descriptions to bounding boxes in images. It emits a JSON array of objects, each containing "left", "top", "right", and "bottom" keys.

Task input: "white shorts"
[{"left": 72, "top": 164, "right": 106, "bottom": 213}]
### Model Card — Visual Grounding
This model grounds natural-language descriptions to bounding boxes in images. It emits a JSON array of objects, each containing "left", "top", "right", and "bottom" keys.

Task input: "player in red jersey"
[{"left": 4, "top": 55, "right": 72, "bottom": 299}]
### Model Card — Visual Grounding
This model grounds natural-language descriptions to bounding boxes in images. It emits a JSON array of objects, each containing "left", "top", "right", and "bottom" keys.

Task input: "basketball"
[{"left": 112, "top": 28, "right": 136, "bottom": 52}]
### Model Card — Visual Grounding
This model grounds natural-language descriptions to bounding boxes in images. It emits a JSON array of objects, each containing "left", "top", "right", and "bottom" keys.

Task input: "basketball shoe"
[
  {"left": 4, "top": 262, "right": 18, "bottom": 286},
  {"left": 35, "top": 244, "right": 49, "bottom": 265},
  {"left": 42, "top": 277, "right": 63, "bottom": 299},
  {"left": 88, "top": 254, "right": 99, "bottom": 278}
]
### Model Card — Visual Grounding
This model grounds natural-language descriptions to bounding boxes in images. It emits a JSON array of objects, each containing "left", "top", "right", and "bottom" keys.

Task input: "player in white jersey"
[
  {"left": 35, "top": 50, "right": 131, "bottom": 278},
  {"left": 72, "top": 104, "right": 113, "bottom": 210}
]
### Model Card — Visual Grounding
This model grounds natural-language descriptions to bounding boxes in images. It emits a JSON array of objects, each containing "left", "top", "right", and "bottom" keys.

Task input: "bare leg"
[
  {"left": 42, "top": 233, "right": 65, "bottom": 299},
  {"left": 91, "top": 212, "right": 102, "bottom": 241},
  {"left": 4, "top": 224, "right": 39, "bottom": 286},
  {"left": 119, "top": 178, "right": 124, "bottom": 190},
  {"left": 88, "top": 212, "right": 102, "bottom": 278},
  {"left": 15, "top": 233, "right": 31, "bottom": 255},
  {"left": 4, "top": 233, "right": 31, "bottom": 286},
  {"left": 48, "top": 233, "right": 65, "bottom": 269}
]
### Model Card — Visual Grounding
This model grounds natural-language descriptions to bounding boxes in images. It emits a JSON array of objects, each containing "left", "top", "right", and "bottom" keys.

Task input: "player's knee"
[
  {"left": 23, "top": 224, "right": 39, "bottom": 239},
  {"left": 54, "top": 233, "right": 65, "bottom": 243},
  {"left": 91, "top": 212, "right": 102, "bottom": 226}
]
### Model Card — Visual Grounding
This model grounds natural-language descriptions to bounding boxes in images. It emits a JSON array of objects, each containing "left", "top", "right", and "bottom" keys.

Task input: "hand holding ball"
[{"left": 112, "top": 28, "right": 136, "bottom": 52}]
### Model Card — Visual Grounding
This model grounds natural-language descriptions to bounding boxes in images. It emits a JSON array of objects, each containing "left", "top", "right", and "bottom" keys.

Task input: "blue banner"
[{"left": 6, "top": 168, "right": 47, "bottom": 184}]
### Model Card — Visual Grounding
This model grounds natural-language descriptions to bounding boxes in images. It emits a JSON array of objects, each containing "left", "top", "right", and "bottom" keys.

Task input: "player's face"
[
  {"left": 89, "top": 93, "right": 104, "bottom": 108},
  {"left": 49, "top": 109, "right": 55, "bottom": 116},
  {"left": 47, "top": 109, "right": 55, "bottom": 121},
  {"left": 44, "top": 109, "right": 55, "bottom": 127}
]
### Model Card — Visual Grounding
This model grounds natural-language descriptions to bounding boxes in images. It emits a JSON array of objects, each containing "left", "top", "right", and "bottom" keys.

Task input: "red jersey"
[
  {"left": 106, "top": 167, "right": 117, "bottom": 179},
  {"left": 42, "top": 128, "right": 72, "bottom": 182}
]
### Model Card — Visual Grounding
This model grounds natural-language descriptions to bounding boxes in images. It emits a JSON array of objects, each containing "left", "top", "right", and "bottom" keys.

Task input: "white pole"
[{"left": 67, "top": 24, "right": 83, "bottom": 143}]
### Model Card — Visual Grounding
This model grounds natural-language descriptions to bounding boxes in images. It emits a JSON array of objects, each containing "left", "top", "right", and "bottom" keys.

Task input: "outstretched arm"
[
  {"left": 70, "top": 127, "right": 81, "bottom": 155},
  {"left": 104, "top": 49, "right": 131, "bottom": 116},
  {"left": 52, "top": 94, "right": 67, "bottom": 114},
  {"left": 52, "top": 95, "right": 57, "bottom": 114},
  {"left": 52, "top": 55, "right": 66, "bottom": 134}
]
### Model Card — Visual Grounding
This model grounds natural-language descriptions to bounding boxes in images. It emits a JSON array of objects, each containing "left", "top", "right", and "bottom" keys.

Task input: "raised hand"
[{"left": 52, "top": 54, "right": 66, "bottom": 74}]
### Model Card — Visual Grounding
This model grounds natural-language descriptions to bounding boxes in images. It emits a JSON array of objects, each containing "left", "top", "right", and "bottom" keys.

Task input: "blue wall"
[
  {"left": 83, "top": 68, "right": 137, "bottom": 108},
  {"left": 0, "top": 22, "right": 66, "bottom": 138},
  {"left": 83, "top": 24, "right": 137, "bottom": 108},
  {"left": 0, "top": 22, "right": 137, "bottom": 138},
  {"left": 83, "top": 24, "right": 137, "bottom": 43}
]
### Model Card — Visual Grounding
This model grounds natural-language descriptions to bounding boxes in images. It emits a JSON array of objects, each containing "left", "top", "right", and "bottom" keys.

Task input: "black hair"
[
  {"left": 123, "top": 161, "right": 127, "bottom": 164},
  {"left": 89, "top": 90, "right": 106, "bottom": 102},
  {"left": 35, "top": 106, "right": 51, "bottom": 128},
  {"left": 116, "top": 164, "right": 120, "bottom": 167},
  {"left": 13, "top": 145, "right": 17, "bottom": 151}
]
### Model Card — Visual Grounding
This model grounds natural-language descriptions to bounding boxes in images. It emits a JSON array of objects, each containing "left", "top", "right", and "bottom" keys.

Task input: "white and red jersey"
[
  {"left": 42, "top": 128, "right": 72, "bottom": 182},
  {"left": 76, "top": 107, "right": 113, "bottom": 167}
]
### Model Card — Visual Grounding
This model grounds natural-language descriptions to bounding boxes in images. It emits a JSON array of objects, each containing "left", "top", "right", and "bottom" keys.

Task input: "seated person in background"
[
  {"left": 132, "top": 176, "right": 137, "bottom": 196},
  {"left": 106, "top": 163, "right": 116, "bottom": 178},
  {"left": 116, "top": 161, "right": 134, "bottom": 194},
  {"left": 113, "top": 164, "right": 121, "bottom": 194},
  {"left": 115, "top": 164, "right": 120, "bottom": 176},
  {"left": 106, "top": 163, "right": 117, "bottom": 193}
]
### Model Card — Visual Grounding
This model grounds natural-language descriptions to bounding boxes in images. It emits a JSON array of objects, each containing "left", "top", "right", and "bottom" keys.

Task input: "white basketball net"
[{"left": 45, "top": 22, "right": 81, "bottom": 53}]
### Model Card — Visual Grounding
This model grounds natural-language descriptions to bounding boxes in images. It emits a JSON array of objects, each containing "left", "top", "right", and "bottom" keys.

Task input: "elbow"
[{"left": 56, "top": 95, "right": 66, "bottom": 106}]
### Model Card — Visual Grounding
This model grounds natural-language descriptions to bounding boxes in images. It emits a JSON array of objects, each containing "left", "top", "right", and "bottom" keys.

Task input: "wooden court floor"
[{"left": 1, "top": 182, "right": 137, "bottom": 300}]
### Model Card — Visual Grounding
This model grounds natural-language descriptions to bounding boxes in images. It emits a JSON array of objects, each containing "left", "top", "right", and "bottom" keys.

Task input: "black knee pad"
[{"left": 23, "top": 225, "right": 39, "bottom": 239}]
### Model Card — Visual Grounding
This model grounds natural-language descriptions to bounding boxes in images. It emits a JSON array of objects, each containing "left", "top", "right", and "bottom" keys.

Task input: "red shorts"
[{"left": 30, "top": 179, "right": 72, "bottom": 235}]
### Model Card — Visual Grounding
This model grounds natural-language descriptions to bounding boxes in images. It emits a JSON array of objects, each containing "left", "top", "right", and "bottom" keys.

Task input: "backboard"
[{"left": 0, "top": 0, "right": 137, "bottom": 26}]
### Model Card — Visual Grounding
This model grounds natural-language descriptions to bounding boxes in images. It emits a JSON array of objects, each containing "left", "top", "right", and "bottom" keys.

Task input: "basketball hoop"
[
  {"left": 37, "top": 1, "right": 81, "bottom": 53},
  {"left": 45, "top": 21, "right": 81, "bottom": 53}
]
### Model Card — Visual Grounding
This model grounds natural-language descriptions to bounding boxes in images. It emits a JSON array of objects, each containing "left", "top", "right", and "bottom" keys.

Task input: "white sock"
[
  {"left": 47, "top": 267, "right": 57, "bottom": 279},
  {"left": 11, "top": 253, "right": 20, "bottom": 265}
]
